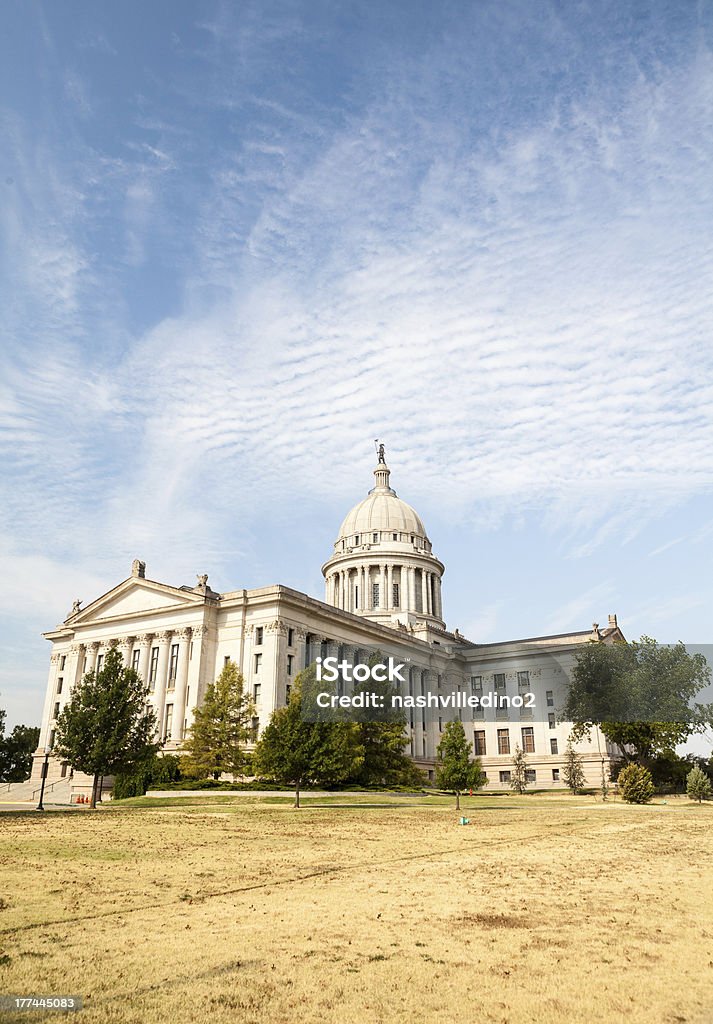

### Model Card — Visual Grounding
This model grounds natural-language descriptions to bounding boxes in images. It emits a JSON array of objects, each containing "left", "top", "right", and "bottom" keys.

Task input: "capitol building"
[{"left": 29, "top": 453, "right": 622, "bottom": 799}]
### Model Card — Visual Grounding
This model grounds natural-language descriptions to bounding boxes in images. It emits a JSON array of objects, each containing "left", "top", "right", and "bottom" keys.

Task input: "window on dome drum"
[
  {"left": 132, "top": 649, "right": 140, "bottom": 672},
  {"left": 355, "top": 534, "right": 360, "bottom": 544},
  {"left": 548, "top": 713, "right": 556, "bottom": 729},
  {"left": 550, "top": 738, "right": 559, "bottom": 755},
  {"left": 499, "top": 770, "right": 511, "bottom": 783},
  {"left": 60, "top": 655, "right": 66, "bottom": 671},
  {"left": 392, "top": 582, "right": 400, "bottom": 607},
  {"left": 255, "top": 627, "right": 264, "bottom": 646},
  {"left": 474, "top": 730, "right": 486, "bottom": 756},
  {"left": 552, "top": 768, "right": 560, "bottom": 782},
  {"left": 56, "top": 677, "right": 63, "bottom": 694},
  {"left": 410, "top": 535, "right": 414, "bottom": 543},
  {"left": 169, "top": 644, "right": 179, "bottom": 683},
  {"left": 373, "top": 532, "right": 378, "bottom": 542},
  {"left": 521, "top": 727, "right": 535, "bottom": 753},
  {"left": 546, "top": 690, "right": 554, "bottom": 707},
  {"left": 149, "top": 647, "right": 158, "bottom": 688},
  {"left": 253, "top": 683, "right": 261, "bottom": 703},
  {"left": 393, "top": 532, "right": 398, "bottom": 541},
  {"left": 372, "top": 583, "right": 380, "bottom": 608},
  {"left": 287, "top": 655, "right": 294, "bottom": 676},
  {"left": 497, "top": 729, "right": 510, "bottom": 754},
  {"left": 288, "top": 628, "right": 294, "bottom": 647},
  {"left": 355, "top": 585, "right": 359, "bottom": 609},
  {"left": 525, "top": 769, "right": 536, "bottom": 784}
]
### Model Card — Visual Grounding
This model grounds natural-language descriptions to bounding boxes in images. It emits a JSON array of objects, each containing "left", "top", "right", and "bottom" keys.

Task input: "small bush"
[
  {"left": 686, "top": 765, "right": 712, "bottom": 803},
  {"left": 618, "top": 763, "right": 655, "bottom": 804},
  {"left": 112, "top": 753, "right": 183, "bottom": 799}
]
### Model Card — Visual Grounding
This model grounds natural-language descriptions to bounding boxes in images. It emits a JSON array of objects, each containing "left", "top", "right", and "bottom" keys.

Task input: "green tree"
[
  {"left": 562, "top": 740, "right": 586, "bottom": 795},
  {"left": 686, "top": 765, "right": 713, "bottom": 803},
  {"left": 182, "top": 662, "right": 255, "bottom": 780},
  {"left": 253, "top": 668, "right": 363, "bottom": 807},
  {"left": 564, "top": 638, "right": 712, "bottom": 765},
  {"left": 617, "top": 762, "right": 655, "bottom": 804},
  {"left": 0, "top": 722, "right": 40, "bottom": 783},
  {"left": 435, "top": 720, "right": 487, "bottom": 809},
  {"left": 346, "top": 659, "right": 418, "bottom": 788},
  {"left": 54, "top": 646, "right": 160, "bottom": 808},
  {"left": 510, "top": 744, "right": 528, "bottom": 794}
]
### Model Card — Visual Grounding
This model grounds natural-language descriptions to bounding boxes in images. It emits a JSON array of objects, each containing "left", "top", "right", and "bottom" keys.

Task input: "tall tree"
[
  {"left": 346, "top": 659, "right": 418, "bottom": 788},
  {"left": 510, "top": 744, "right": 528, "bottom": 794},
  {"left": 562, "top": 740, "right": 586, "bottom": 795},
  {"left": 0, "top": 724, "right": 40, "bottom": 782},
  {"left": 563, "top": 638, "right": 712, "bottom": 765},
  {"left": 54, "top": 646, "right": 160, "bottom": 807},
  {"left": 253, "top": 668, "right": 363, "bottom": 807},
  {"left": 435, "top": 720, "right": 487, "bottom": 809},
  {"left": 182, "top": 662, "right": 255, "bottom": 780},
  {"left": 686, "top": 765, "right": 712, "bottom": 803}
]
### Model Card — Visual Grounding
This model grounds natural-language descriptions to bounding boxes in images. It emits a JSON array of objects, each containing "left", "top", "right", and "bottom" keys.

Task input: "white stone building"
[{"left": 27, "top": 456, "right": 622, "bottom": 800}]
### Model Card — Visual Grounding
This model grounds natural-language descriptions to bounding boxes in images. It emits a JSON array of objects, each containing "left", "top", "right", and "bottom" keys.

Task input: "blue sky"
[{"left": 2, "top": 1, "right": 713, "bottom": 748}]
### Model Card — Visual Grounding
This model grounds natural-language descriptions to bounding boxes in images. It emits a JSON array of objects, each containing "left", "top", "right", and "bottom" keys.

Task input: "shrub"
[
  {"left": 686, "top": 765, "right": 712, "bottom": 803},
  {"left": 617, "top": 763, "right": 655, "bottom": 804},
  {"left": 112, "top": 753, "right": 183, "bottom": 799}
]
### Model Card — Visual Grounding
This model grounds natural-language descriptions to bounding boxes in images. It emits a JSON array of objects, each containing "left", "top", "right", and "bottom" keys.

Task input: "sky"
[{"left": 1, "top": 0, "right": 713, "bottom": 749}]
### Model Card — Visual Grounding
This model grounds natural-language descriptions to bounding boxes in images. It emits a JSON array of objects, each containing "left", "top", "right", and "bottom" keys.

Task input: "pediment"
[{"left": 67, "top": 578, "right": 204, "bottom": 626}]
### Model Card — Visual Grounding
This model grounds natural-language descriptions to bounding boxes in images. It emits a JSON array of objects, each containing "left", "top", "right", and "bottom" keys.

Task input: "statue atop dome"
[{"left": 375, "top": 439, "right": 387, "bottom": 464}]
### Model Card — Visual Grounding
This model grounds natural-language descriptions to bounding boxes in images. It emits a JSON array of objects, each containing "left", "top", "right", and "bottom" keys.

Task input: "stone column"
[
  {"left": 340, "top": 570, "right": 346, "bottom": 610},
  {"left": 361, "top": 565, "right": 369, "bottom": 610},
  {"left": 379, "top": 564, "right": 387, "bottom": 610},
  {"left": 170, "top": 628, "right": 192, "bottom": 742},
  {"left": 386, "top": 564, "right": 394, "bottom": 610},
  {"left": 86, "top": 641, "right": 100, "bottom": 674},
  {"left": 420, "top": 571, "right": 428, "bottom": 616},
  {"left": 118, "top": 637, "right": 133, "bottom": 669},
  {"left": 435, "top": 577, "right": 443, "bottom": 620},
  {"left": 153, "top": 631, "right": 172, "bottom": 738},
  {"left": 135, "top": 634, "right": 153, "bottom": 689},
  {"left": 69, "top": 644, "right": 84, "bottom": 690}
]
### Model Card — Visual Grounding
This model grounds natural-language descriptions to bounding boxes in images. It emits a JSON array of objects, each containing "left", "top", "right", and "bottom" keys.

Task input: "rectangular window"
[
  {"left": 392, "top": 582, "right": 400, "bottom": 608},
  {"left": 474, "top": 730, "right": 486, "bottom": 756},
  {"left": 546, "top": 690, "right": 554, "bottom": 707},
  {"left": 494, "top": 673, "right": 506, "bottom": 692},
  {"left": 224, "top": 655, "right": 231, "bottom": 667},
  {"left": 499, "top": 770, "right": 511, "bottom": 783},
  {"left": 285, "top": 684, "right": 291, "bottom": 702},
  {"left": 497, "top": 729, "right": 510, "bottom": 755},
  {"left": 287, "top": 654, "right": 294, "bottom": 676},
  {"left": 149, "top": 647, "right": 159, "bottom": 688},
  {"left": 169, "top": 644, "right": 179, "bottom": 683},
  {"left": 355, "top": 585, "right": 359, "bottom": 609},
  {"left": 552, "top": 768, "right": 560, "bottom": 782},
  {"left": 53, "top": 702, "right": 60, "bottom": 718},
  {"left": 521, "top": 727, "right": 535, "bottom": 754},
  {"left": 56, "top": 677, "right": 63, "bottom": 694},
  {"left": 61, "top": 763, "right": 68, "bottom": 778},
  {"left": 132, "top": 649, "right": 140, "bottom": 672},
  {"left": 373, "top": 532, "right": 378, "bottom": 542},
  {"left": 164, "top": 705, "right": 173, "bottom": 738},
  {"left": 355, "top": 534, "right": 360, "bottom": 545},
  {"left": 96, "top": 654, "right": 104, "bottom": 673},
  {"left": 392, "top": 533, "right": 398, "bottom": 541},
  {"left": 372, "top": 582, "right": 379, "bottom": 608},
  {"left": 471, "top": 675, "right": 483, "bottom": 695},
  {"left": 288, "top": 628, "right": 294, "bottom": 647},
  {"left": 494, "top": 673, "right": 508, "bottom": 719},
  {"left": 550, "top": 738, "right": 559, "bottom": 755},
  {"left": 255, "top": 627, "right": 264, "bottom": 646},
  {"left": 254, "top": 653, "right": 262, "bottom": 674},
  {"left": 438, "top": 717, "right": 443, "bottom": 732},
  {"left": 60, "top": 655, "right": 66, "bottom": 671},
  {"left": 253, "top": 683, "right": 261, "bottom": 703},
  {"left": 517, "top": 670, "right": 530, "bottom": 689},
  {"left": 252, "top": 716, "right": 260, "bottom": 739},
  {"left": 525, "top": 769, "right": 537, "bottom": 783},
  {"left": 548, "top": 713, "right": 556, "bottom": 729}
]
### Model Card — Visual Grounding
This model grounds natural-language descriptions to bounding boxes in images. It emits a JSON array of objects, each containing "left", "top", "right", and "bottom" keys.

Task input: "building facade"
[{"left": 28, "top": 457, "right": 622, "bottom": 799}]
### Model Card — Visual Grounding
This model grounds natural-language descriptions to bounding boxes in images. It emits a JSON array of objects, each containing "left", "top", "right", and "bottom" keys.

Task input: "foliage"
[
  {"left": 0, "top": 723, "right": 40, "bottom": 783},
  {"left": 564, "top": 638, "right": 712, "bottom": 764},
  {"left": 182, "top": 662, "right": 255, "bottom": 780},
  {"left": 112, "top": 753, "right": 183, "bottom": 799},
  {"left": 510, "top": 744, "right": 528, "bottom": 794},
  {"left": 686, "top": 765, "right": 712, "bottom": 803},
  {"left": 617, "top": 762, "right": 655, "bottom": 804},
  {"left": 562, "top": 741, "right": 586, "bottom": 795},
  {"left": 435, "top": 720, "right": 487, "bottom": 809},
  {"left": 344, "top": 656, "right": 418, "bottom": 788},
  {"left": 253, "top": 667, "right": 364, "bottom": 806},
  {"left": 54, "top": 647, "right": 160, "bottom": 807}
]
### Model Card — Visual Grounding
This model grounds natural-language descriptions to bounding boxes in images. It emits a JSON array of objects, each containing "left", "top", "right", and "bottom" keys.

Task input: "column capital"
[
  {"left": 175, "top": 627, "right": 193, "bottom": 641},
  {"left": 155, "top": 631, "right": 173, "bottom": 644},
  {"left": 135, "top": 633, "right": 154, "bottom": 646}
]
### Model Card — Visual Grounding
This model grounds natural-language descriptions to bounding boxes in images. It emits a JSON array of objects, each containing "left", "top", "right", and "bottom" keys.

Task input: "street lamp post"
[{"left": 36, "top": 747, "right": 51, "bottom": 811}]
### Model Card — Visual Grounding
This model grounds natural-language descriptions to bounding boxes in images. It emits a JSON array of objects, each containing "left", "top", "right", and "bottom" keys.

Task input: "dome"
[{"left": 338, "top": 491, "right": 426, "bottom": 541}]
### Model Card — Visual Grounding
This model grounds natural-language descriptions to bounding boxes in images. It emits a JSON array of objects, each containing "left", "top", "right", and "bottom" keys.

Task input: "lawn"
[{"left": 0, "top": 793, "right": 711, "bottom": 1023}]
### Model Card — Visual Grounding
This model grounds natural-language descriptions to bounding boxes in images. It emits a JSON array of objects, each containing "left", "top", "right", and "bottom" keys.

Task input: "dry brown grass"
[{"left": 0, "top": 794, "right": 712, "bottom": 1023}]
